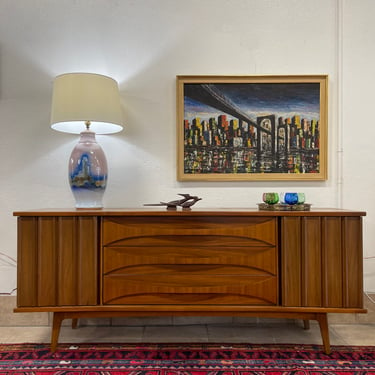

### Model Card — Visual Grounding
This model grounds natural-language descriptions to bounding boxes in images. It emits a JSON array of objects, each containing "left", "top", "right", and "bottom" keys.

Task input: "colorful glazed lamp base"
[{"left": 69, "top": 130, "right": 107, "bottom": 208}]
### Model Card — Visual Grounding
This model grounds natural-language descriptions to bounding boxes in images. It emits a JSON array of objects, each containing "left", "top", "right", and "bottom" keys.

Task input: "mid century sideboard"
[{"left": 13, "top": 208, "right": 366, "bottom": 353}]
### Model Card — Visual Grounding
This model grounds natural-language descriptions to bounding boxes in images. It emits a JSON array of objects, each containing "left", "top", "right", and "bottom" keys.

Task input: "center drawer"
[{"left": 101, "top": 216, "right": 278, "bottom": 306}]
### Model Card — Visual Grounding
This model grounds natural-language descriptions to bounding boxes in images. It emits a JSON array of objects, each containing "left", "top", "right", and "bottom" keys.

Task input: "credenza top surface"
[{"left": 13, "top": 207, "right": 366, "bottom": 217}]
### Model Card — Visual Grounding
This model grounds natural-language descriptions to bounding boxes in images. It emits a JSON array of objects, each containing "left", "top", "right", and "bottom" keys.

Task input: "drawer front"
[
  {"left": 103, "top": 246, "right": 276, "bottom": 275},
  {"left": 103, "top": 270, "right": 277, "bottom": 305},
  {"left": 102, "top": 216, "right": 277, "bottom": 306},
  {"left": 102, "top": 216, "right": 276, "bottom": 246}
]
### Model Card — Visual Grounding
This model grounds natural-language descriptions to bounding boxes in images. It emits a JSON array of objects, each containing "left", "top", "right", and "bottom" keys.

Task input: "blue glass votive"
[{"left": 284, "top": 192, "right": 298, "bottom": 205}]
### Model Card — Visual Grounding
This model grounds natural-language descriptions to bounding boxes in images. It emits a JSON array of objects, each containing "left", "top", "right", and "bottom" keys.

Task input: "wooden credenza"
[{"left": 13, "top": 208, "right": 366, "bottom": 353}]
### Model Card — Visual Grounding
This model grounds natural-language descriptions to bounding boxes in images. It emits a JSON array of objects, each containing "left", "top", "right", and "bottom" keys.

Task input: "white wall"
[
  {"left": 0, "top": 0, "right": 374, "bottom": 294},
  {"left": 342, "top": 0, "right": 375, "bottom": 292}
]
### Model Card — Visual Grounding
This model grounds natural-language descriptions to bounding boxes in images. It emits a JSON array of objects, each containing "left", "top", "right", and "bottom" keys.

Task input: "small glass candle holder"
[
  {"left": 284, "top": 192, "right": 298, "bottom": 205},
  {"left": 297, "top": 193, "right": 305, "bottom": 204},
  {"left": 280, "top": 192, "right": 286, "bottom": 204},
  {"left": 262, "top": 192, "right": 279, "bottom": 205}
]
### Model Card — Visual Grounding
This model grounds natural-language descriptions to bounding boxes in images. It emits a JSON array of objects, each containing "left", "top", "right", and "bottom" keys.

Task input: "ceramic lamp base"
[
  {"left": 71, "top": 187, "right": 105, "bottom": 209},
  {"left": 69, "top": 130, "right": 108, "bottom": 209}
]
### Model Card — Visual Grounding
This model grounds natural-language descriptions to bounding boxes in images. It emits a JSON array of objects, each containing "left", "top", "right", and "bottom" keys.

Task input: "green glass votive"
[{"left": 262, "top": 192, "right": 279, "bottom": 205}]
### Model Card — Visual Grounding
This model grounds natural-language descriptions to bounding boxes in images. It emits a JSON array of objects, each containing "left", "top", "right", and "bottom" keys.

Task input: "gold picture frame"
[{"left": 177, "top": 75, "right": 328, "bottom": 181}]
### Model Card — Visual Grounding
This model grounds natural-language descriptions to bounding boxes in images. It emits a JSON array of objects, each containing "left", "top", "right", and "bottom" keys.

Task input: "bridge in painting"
[{"left": 184, "top": 83, "right": 271, "bottom": 135}]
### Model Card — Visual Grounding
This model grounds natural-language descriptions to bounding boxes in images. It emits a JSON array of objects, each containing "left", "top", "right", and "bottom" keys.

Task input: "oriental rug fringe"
[{"left": 0, "top": 343, "right": 375, "bottom": 374}]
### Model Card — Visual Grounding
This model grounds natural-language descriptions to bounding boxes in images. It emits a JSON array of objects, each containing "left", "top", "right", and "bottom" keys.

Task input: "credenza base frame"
[
  {"left": 14, "top": 307, "right": 367, "bottom": 354},
  {"left": 49, "top": 311, "right": 332, "bottom": 354}
]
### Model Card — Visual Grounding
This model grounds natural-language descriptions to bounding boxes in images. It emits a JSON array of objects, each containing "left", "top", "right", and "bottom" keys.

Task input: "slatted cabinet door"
[
  {"left": 17, "top": 216, "right": 99, "bottom": 307},
  {"left": 281, "top": 215, "right": 363, "bottom": 308}
]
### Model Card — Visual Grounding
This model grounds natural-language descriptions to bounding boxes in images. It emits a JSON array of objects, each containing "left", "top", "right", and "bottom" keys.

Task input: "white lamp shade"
[{"left": 50, "top": 73, "right": 123, "bottom": 134}]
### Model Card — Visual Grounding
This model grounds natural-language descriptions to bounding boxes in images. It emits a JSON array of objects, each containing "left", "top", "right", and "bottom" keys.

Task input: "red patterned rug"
[{"left": 0, "top": 343, "right": 375, "bottom": 374}]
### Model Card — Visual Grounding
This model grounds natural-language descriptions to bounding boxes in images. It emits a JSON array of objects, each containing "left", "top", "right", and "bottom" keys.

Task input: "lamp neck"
[{"left": 79, "top": 129, "right": 97, "bottom": 143}]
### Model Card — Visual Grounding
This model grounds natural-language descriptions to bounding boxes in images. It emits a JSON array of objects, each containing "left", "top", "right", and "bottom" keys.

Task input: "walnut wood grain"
[
  {"left": 102, "top": 216, "right": 276, "bottom": 246},
  {"left": 103, "top": 272, "right": 277, "bottom": 305},
  {"left": 281, "top": 215, "right": 364, "bottom": 309},
  {"left": 17, "top": 216, "right": 99, "bottom": 307},
  {"left": 280, "top": 217, "right": 302, "bottom": 306},
  {"left": 14, "top": 208, "right": 367, "bottom": 217},
  {"left": 343, "top": 216, "right": 363, "bottom": 307},
  {"left": 103, "top": 246, "right": 276, "bottom": 274},
  {"left": 322, "top": 217, "right": 343, "bottom": 307},
  {"left": 302, "top": 217, "right": 322, "bottom": 307},
  {"left": 14, "top": 208, "right": 366, "bottom": 354}
]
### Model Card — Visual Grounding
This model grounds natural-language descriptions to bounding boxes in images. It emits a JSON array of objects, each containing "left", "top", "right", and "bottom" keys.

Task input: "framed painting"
[{"left": 177, "top": 75, "right": 328, "bottom": 181}]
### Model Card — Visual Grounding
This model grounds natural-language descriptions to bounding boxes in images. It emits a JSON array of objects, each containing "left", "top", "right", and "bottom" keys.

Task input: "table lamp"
[{"left": 50, "top": 73, "right": 123, "bottom": 208}]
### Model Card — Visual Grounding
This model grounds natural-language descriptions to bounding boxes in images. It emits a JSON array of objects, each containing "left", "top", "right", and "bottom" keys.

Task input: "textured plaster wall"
[{"left": 0, "top": 0, "right": 374, "bottom": 295}]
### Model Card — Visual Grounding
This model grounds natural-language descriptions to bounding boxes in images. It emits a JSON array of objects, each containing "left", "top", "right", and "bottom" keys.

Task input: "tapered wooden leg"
[
  {"left": 72, "top": 318, "right": 78, "bottom": 329},
  {"left": 316, "top": 313, "right": 330, "bottom": 354},
  {"left": 51, "top": 312, "right": 64, "bottom": 352},
  {"left": 303, "top": 320, "right": 310, "bottom": 330}
]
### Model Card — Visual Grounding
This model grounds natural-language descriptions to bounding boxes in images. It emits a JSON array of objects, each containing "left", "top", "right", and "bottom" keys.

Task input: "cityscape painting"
[{"left": 177, "top": 75, "right": 328, "bottom": 181}]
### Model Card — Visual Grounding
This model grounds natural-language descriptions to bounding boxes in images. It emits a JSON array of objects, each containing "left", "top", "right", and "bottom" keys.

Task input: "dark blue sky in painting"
[{"left": 184, "top": 83, "right": 321, "bottom": 122}]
